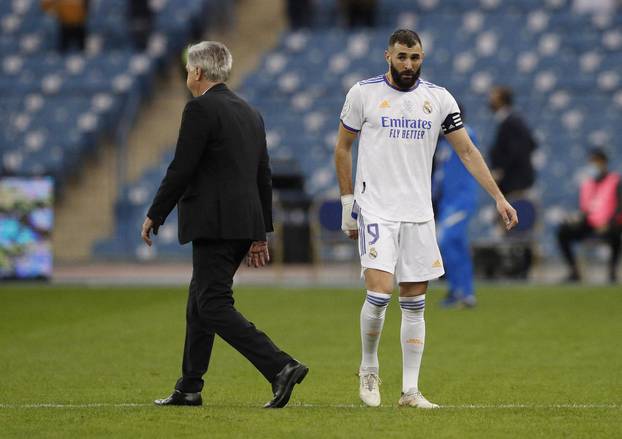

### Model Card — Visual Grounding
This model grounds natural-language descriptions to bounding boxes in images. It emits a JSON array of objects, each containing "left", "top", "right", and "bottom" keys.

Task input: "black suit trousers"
[{"left": 175, "top": 239, "right": 292, "bottom": 393}]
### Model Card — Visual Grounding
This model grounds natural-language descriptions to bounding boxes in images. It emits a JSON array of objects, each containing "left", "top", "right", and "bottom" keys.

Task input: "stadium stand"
[
  {"left": 92, "top": 0, "right": 621, "bottom": 263},
  {"left": 0, "top": 0, "right": 212, "bottom": 189}
]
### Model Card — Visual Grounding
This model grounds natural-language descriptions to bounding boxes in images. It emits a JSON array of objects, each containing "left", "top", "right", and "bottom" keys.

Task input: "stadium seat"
[{"left": 0, "top": 0, "right": 218, "bottom": 187}]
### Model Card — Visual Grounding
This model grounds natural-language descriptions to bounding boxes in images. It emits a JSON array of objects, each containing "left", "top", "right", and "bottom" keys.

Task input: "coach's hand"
[
  {"left": 247, "top": 241, "right": 270, "bottom": 268},
  {"left": 341, "top": 194, "right": 358, "bottom": 240},
  {"left": 496, "top": 198, "right": 519, "bottom": 231},
  {"left": 141, "top": 216, "right": 159, "bottom": 246}
]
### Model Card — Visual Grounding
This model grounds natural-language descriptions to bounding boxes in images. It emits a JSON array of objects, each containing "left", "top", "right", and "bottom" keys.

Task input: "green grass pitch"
[{"left": 0, "top": 284, "right": 620, "bottom": 438}]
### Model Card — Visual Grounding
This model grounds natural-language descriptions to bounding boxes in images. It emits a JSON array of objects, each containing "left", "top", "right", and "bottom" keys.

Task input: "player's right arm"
[
  {"left": 336, "top": 82, "right": 364, "bottom": 240},
  {"left": 335, "top": 123, "right": 359, "bottom": 240}
]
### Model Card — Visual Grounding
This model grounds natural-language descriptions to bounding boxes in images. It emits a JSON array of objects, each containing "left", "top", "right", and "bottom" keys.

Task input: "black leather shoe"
[
  {"left": 264, "top": 360, "right": 309, "bottom": 408},
  {"left": 154, "top": 390, "right": 202, "bottom": 406}
]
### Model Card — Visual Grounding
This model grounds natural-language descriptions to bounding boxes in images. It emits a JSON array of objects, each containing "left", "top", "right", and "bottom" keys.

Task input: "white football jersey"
[{"left": 340, "top": 74, "right": 463, "bottom": 222}]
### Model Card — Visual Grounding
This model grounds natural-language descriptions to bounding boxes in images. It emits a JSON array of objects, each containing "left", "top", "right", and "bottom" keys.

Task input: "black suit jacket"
[
  {"left": 147, "top": 83, "right": 273, "bottom": 244},
  {"left": 489, "top": 112, "right": 538, "bottom": 195}
]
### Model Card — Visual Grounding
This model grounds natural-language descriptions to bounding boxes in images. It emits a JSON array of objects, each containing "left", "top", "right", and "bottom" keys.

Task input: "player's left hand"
[
  {"left": 496, "top": 198, "right": 518, "bottom": 231},
  {"left": 247, "top": 241, "right": 270, "bottom": 268},
  {"left": 141, "top": 216, "right": 159, "bottom": 246}
]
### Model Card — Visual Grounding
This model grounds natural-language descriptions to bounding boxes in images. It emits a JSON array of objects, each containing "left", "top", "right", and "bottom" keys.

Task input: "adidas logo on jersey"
[
  {"left": 432, "top": 259, "right": 442, "bottom": 268},
  {"left": 379, "top": 100, "right": 390, "bottom": 108}
]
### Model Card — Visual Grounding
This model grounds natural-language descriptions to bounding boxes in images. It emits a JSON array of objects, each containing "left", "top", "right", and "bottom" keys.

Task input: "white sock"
[
  {"left": 360, "top": 290, "right": 391, "bottom": 374},
  {"left": 400, "top": 295, "right": 426, "bottom": 393}
]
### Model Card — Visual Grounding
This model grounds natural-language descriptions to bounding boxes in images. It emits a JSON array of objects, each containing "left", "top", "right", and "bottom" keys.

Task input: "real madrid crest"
[
  {"left": 369, "top": 248, "right": 378, "bottom": 259},
  {"left": 423, "top": 100, "right": 432, "bottom": 114}
]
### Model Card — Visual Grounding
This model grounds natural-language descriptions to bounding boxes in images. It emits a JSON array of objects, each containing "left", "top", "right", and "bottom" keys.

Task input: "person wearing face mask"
[
  {"left": 557, "top": 148, "right": 622, "bottom": 283},
  {"left": 488, "top": 86, "right": 538, "bottom": 200}
]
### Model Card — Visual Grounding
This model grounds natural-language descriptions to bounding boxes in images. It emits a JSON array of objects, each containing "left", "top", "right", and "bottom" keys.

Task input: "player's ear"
[{"left": 384, "top": 49, "right": 390, "bottom": 65}]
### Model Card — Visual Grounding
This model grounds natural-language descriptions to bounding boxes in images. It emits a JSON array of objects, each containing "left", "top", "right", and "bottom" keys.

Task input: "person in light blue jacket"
[{"left": 433, "top": 112, "right": 479, "bottom": 307}]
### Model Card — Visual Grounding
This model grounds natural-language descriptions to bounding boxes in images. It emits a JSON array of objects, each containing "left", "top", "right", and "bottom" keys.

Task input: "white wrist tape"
[{"left": 340, "top": 194, "right": 358, "bottom": 234}]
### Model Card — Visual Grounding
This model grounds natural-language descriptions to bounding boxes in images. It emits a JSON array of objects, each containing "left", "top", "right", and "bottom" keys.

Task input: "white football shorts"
[{"left": 357, "top": 209, "right": 445, "bottom": 283}]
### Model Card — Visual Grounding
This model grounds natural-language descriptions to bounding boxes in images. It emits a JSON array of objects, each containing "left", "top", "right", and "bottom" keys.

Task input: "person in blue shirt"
[{"left": 433, "top": 106, "right": 479, "bottom": 307}]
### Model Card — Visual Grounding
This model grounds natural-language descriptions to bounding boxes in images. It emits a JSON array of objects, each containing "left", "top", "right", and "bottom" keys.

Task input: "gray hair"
[{"left": 187, "top": 41, "right": 233, "bottom": 82}]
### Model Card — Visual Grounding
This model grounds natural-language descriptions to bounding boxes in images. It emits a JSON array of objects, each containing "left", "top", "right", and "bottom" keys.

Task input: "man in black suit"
[
  {"left": 141, "top": 41, "right": 308, "bottom": 409},
  {"left": 488, "top": 86, "right": 538, "bottom": 198}
]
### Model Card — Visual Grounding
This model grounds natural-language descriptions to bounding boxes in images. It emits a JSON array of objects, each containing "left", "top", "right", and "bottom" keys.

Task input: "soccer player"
[
  {"left": 334, "top": 29, "right": 518, "bottom": 408},
  {"left": 433, "top": 106, "right": 479, "bottom": 308}
]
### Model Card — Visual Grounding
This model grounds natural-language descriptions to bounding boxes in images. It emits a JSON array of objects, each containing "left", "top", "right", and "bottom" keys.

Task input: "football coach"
[{"left": 141, "top": 41, "right": 308, "bottom": 408}]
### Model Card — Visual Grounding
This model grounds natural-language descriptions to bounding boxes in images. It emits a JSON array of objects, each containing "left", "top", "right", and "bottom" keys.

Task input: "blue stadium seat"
[{"left": 1, "top": 0, "right": 218, "bottom": 196}]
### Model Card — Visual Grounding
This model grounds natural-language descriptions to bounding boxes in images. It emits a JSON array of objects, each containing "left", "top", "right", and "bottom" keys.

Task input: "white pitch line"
[
  {"left": 0, "top": 403, "right": 151, "bottom": 409},
  {"left": 295, "top": 403, "right": 620, "bottom": 409},
  {"left": 436, "top": 404, "right": 619, "bottom": 409},
  {"left": 0, "top": 403, "right": 618, "bottom": 409}
]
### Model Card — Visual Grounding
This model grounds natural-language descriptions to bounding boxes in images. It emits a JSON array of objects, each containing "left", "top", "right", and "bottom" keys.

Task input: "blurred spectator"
[
  {"left": 433, "top": 106, "right": 479, "bottom": 308},
  {"left": 128, "top": 0, "right": 153, "bottom": 51},
  {"left": 339, "top": 0, "right": 377, "bottom": 28},
  {"left": 286, "top": 0, "right": 314, "bottom": 29},
  {"left": 557, "top": 148, "right": 622, "bottom": 283},
  {"left": 41, "top": 0, "right": 89, "bottom": 53},
  {"left": 488, "top": 86, "right": 538, "bottom": 199}
]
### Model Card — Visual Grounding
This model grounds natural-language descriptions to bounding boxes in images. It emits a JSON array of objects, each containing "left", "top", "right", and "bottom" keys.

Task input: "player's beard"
[{"left": 390, "top": 62, "right": 421, "bottom": 90}]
